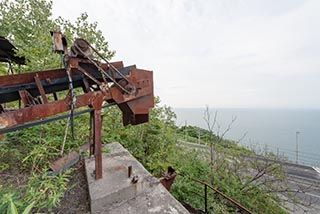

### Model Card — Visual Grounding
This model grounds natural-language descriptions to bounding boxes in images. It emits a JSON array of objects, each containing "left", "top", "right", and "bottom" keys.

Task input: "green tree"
[
  {"left": 173, "top": 122, "right": 309, "bottom": 213},
  {"left": 0, "top": 0, "right": 114, "bottom": 73},
  {"left": 102, "top": 97, "right": 178, "bottom": 176}
]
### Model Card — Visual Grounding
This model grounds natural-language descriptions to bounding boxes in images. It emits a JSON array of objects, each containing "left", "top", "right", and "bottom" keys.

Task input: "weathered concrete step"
[{"left": 85, "top": 142, "right": 189, "bottom": 214}]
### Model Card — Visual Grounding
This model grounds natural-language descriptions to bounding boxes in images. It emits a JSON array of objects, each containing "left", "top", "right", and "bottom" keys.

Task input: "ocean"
[{"left": 174, "top": 108, "right": 320, "bottom": 166}]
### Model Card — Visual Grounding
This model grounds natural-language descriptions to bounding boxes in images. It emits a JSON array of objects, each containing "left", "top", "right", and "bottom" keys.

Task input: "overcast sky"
[{"left": 52, "top": 0, "right": 320, "bottom": 108}]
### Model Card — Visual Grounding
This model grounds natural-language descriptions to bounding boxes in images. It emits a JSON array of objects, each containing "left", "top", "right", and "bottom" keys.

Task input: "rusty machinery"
[{"left": 0, "top": 31, "right": 154, "bottom": 179}]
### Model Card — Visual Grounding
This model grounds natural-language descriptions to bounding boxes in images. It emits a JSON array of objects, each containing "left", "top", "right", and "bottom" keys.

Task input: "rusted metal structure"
[
  {"left": 0, "top": 36, "right": 25, "bottom": 74},
  {"left": 0, "top": 31, "right": 154, "bottom": 179},
  {"left": 160, "top": 166, "right": 177, "bottom": 191}
]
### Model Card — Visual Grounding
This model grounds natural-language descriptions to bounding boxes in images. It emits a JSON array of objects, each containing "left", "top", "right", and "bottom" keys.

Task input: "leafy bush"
[
  {"left": 24, "top": 170, "right": 72, "bottom": 211},
  {"left": 0, "top": 186, "right": 35, "bottom": 214}
]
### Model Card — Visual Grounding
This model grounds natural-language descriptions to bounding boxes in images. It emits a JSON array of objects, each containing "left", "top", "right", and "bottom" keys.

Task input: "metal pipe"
[
  {"left": 65, "top": 63, "right": 75, "bottom": 140},
  {"left": 204, "top": 184, "right": 208, "bottom": 214}
]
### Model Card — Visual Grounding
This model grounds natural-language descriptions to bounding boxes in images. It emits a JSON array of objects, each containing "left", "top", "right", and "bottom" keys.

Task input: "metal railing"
[{"left": 180, "top": 174, "right": 253, "bottom": 214}]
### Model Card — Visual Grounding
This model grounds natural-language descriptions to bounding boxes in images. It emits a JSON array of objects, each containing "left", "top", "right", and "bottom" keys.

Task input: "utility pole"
[
  {"left": 198, "top": 127, "right": 201, "bottom": 144},
  {"left": 184, "top": 120, "right": 187, "bottom": 141},
  {"left": 265, "top": 144, "right": 268, "bottom": 156},
  {"left": 296, "top": 131, "right": 300, "bottom": 164}
]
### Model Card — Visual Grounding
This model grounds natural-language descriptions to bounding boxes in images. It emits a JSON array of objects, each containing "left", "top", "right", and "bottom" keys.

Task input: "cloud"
[{"left": 52, "top": 0, "right": 320, "bottom": 108}]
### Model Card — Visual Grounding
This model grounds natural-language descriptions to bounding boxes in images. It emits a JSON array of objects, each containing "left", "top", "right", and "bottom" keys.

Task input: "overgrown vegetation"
[
  {"left": 0, "top": 99, "right": 292, "bottom": 213},
  {"left": 0, "top": 0, "right": 114, "bottom": 212},
  {"left": 0, "top": 0, "right": 298, "bottom": 213},
  {"left": 100, "top": 103, "right": 292, "bottom": 213}
]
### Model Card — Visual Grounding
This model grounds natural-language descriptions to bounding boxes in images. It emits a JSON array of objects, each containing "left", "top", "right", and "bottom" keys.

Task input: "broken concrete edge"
[
  {"left": 85, "top": 142, "right": 189, "bottom": 214},
  {"left": 105, "top": 183, "right": 189, "bottom": 214}
]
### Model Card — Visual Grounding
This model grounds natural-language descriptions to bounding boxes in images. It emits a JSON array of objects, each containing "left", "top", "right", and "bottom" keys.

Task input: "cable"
[
  {"left": 61, "top": 115, "right": 70, "bottom": 156},
  {"left": 63, "top": 55, "right": 75, "bottom": 140}
]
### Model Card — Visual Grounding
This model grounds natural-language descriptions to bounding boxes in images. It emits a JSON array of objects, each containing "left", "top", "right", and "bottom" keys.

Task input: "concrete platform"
[{"left": 85, "top": 142, "right": 189, "bottom": 214}]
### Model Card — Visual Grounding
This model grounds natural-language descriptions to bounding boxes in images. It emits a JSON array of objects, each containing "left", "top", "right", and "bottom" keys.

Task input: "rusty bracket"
[{"left": 160, "top": 166, "right": 177, "bottom": 191}]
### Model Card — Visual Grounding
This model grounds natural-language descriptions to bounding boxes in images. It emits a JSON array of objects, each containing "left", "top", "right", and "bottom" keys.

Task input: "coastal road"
[
  {"left": 178, "top": 141, "right": 320, "bottom": 213},
  {"left": 243, "top": 154, "right": 320, "bottom": 213}
]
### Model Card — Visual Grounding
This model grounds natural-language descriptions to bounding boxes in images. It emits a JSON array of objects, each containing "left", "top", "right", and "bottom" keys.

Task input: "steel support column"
[
  {"left": 94, "top": 108, "right": 102, "bottom": 179},
  {"left": 89, "top": 111, "right": 94, "bottom": 156}
]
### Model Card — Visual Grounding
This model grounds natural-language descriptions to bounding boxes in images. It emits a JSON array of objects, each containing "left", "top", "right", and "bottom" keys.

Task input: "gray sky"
[{"left": 52, "top": 0, "right": 320, "bottom": 108}]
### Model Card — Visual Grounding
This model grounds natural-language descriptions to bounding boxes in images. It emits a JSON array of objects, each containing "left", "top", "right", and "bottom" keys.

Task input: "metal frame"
[{"left": 0, "top": 33, "right": 154, "bottom": 179}]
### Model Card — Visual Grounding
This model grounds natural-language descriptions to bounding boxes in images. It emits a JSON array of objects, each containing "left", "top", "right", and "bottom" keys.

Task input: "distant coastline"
[{"left": 174, "top": 108, "right": 320, "bottom": 166}]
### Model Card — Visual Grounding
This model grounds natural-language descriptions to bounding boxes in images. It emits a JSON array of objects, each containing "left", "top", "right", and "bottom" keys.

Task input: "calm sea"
[{"left": 174, "top": 108, "right": 320, "bottom": 166}]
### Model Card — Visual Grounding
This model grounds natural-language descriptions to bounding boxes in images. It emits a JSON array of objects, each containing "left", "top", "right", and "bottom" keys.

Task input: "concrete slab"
[{"left": 85, "top": 142, "right": 189, "bottom": 214}]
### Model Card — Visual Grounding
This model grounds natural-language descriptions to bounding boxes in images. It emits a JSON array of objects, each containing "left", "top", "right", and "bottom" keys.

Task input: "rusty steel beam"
[
  {"left": 0, "top": 61, "right": 124, "bottom": 88},
  {"left": 0, "top": 65, "right": 135, "bottom": 104},
  {"left": 34, "top": 73, "right": 48, "bottom": 104},
  {"left": 0, "top": 91, "right": 101, "bottom": 129}
]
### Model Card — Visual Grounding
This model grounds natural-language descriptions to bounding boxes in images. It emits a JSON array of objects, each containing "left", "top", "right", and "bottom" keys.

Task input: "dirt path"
[{"left": 53, "top": 159, "right": 90, "bottom": 214}]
